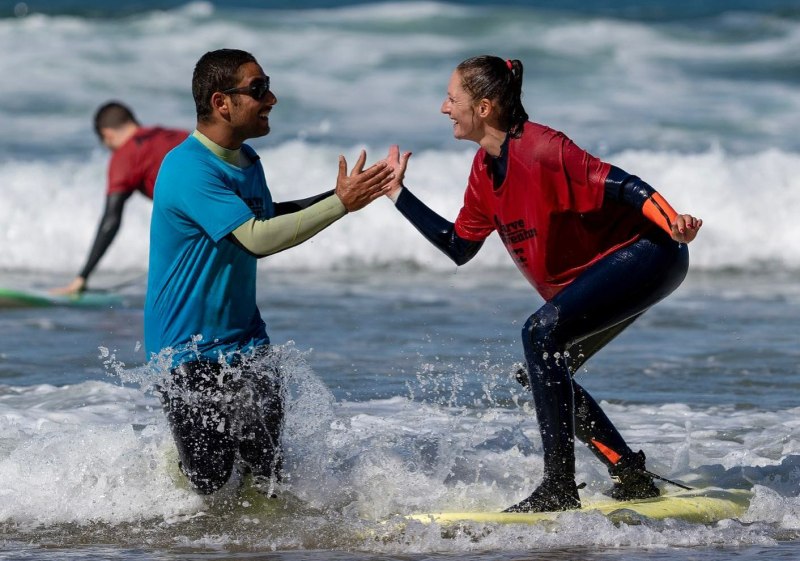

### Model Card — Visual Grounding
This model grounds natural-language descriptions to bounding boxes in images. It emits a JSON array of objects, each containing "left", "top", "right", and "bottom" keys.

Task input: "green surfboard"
[{"left": 0, "top": 287, "right": 124, "bottom": 309}]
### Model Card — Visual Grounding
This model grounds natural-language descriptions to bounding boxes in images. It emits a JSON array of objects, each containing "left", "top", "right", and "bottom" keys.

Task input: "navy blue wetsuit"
[
  {"left": 395, "top": 156, "right": 689, "bottom": 496},
  {"left": 523, "top": 230, "right": 687, "bottom": 478}
]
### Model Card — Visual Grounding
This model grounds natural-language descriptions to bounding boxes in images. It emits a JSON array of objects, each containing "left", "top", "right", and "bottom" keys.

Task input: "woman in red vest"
[{"left": 384, "top": 55, "right": 702, "bottom": 513}]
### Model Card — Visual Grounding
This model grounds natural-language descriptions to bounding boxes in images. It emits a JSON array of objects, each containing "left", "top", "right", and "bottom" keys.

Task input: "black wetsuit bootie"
[
  {"left": 605, "top": 449, "right": 660, "bottom": 501},
  {"left": 503, "top": 477, "right": 581, "bottom": 513}
]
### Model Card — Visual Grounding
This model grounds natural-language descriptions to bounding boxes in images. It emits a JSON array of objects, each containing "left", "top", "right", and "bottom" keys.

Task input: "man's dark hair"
[
  {"left": 93, "top": 101, "right": 139, "bottom": 139},
  {"left": 193, "top": 48, "right": 258, "bottom": 122}
]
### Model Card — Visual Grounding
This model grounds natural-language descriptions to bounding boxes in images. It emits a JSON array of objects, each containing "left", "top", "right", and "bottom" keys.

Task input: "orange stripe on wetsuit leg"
[
  {"left": 641, "top": 192, "right": 678, "bottom": 236},
  {"left": 591, "top": 438, "right": 622, "bottom": 465}
]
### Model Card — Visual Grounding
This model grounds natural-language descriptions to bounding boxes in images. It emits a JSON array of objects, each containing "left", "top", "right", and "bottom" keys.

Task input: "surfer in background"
[
  {"left": 52, "top": 102, "right": 188, "bottom": 295},
  {"left": 144, "top": 48, "right": 394, "bottom": 495},
  {"left": 383, "top": 55, "right": 702, "bottom": 512}
]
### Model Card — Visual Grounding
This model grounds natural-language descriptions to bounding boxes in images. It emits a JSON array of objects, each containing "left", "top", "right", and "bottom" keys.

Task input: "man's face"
[
  {"left": 226, "top": 61, "right": 277, "bottom": 141},
  {"left": 99, "top": 128, "right": 125, "bottom": 151}
]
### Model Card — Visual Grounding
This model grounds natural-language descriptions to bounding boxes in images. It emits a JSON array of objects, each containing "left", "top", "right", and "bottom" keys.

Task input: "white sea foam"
[
  {"left": 1, "top": 142, "right": 799, "bottom": 274},
  {"left": 3, "top": 1, "right": 800, "bottom": 156},
  {"left": 2, "top": 2, "right": 798, "bottom": 276},
  {"left": 0, "top": 2, "right": 800, "bottom": 274},
  {"left": 2, "top": 373, "right": 800, "bottom": 549}
]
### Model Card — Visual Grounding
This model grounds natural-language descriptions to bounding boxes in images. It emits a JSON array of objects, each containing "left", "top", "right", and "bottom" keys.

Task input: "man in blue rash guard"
[{"left": 144, "top": 49, "right": 394, "bottom": 495}]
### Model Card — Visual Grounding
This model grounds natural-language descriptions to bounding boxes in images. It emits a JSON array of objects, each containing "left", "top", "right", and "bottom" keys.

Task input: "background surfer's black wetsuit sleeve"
[
  {"left": 273, "top": 189, "right": 335, "bottom": 216},
  {"left": 603, "top": 165, "right": 656, "bottom": 209},
  {"left": 78, "top": 192, "right": 131, "bottom": 280},
  {"left": 394, "top": 187, "right": 483, "bottom": 266}
]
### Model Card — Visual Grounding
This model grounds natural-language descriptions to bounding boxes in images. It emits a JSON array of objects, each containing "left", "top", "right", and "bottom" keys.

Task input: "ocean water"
[{"left": 2, "top": 0, "right": 800, "bottom": 559}]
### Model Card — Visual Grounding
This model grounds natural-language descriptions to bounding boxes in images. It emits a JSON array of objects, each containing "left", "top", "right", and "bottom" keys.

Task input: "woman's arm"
[
  {"left": 393, "top": 187, "right": 483, "bottom": 265},
  {"left": 604, "top": 165, "right": 702, "bottom": 243}
]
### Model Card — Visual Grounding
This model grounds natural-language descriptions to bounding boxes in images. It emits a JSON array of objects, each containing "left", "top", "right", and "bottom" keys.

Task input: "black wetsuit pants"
[
  {"left": 159, "top": 347, "right": 284, "bottom": 494},
  {"left": 522, "top": 232, "right": 689, "bottom": 483}
]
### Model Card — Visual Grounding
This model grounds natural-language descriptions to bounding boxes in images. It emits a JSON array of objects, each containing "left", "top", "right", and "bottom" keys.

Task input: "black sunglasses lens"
[{"left": 250, "top": 78, "right": 270, "bottom": 100}]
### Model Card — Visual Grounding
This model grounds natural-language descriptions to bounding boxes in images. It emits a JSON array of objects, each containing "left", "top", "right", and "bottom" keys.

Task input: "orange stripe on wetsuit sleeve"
[
  {"left": 641, "top": 192, "right": 678, "bottom": 236},
  {"left": 591, "top": 439, "right": 622, "bottom": 465}
]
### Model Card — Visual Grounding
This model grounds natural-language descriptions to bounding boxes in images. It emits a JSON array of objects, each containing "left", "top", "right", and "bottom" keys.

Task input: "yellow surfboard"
[{"left": 405, "top": 488, "right": 751, "bottom": 526}]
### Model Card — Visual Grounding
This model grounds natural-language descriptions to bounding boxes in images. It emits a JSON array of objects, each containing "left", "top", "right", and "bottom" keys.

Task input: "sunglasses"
[{"left": 222, "top": 77, "right": 271, "bottom": 101}]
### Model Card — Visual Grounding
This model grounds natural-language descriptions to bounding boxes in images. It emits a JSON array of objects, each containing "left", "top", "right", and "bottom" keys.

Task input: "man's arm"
[
  {"left": 52, "top": 192, "right": 130, "bottom": 294},
  {"left": 230, "top": 150, "right": 393, "bottom": 257},
  {"left": 228, "top": 193, "right": 347, "bottom": 257},
  {"left": 273, "top": 189, "right": 335, "bottom": 216}
]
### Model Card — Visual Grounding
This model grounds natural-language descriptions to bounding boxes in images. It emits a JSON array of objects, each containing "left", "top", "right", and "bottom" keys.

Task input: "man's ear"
[{"left": 211, "top": 91, "right": 231, "bottom": 118}]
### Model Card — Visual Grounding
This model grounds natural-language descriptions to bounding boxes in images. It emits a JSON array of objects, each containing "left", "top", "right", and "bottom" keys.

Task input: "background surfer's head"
[
  {"left": 192, "top": 48, "right": 258, "bottom": 122},
  {"left": 93, "top": 101, "right": 140, "bottom": 150},
  {"left": 456, "top": 55, "right": 528, "bottom": 138}
]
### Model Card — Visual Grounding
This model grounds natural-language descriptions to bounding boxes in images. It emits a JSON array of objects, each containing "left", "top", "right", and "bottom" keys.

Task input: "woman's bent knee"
[{"left": 522, "top": 302, "right": 560, "bottom": 347}]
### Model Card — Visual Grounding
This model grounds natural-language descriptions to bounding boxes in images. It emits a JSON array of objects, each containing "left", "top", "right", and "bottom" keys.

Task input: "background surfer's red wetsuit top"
[
  {"left": 453, "top": 121, "right": 653, "bottom": 301},
  {"left": 70, "top": 126, "right": 188, "bottom": 285},
  {"left": 106, "top": 126, "right": 188, "bottom": 198}
]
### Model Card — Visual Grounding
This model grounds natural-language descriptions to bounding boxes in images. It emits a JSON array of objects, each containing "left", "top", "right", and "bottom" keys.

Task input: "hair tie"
[{"left": 506, "top": 59, "right": 513, "bottom": 71}]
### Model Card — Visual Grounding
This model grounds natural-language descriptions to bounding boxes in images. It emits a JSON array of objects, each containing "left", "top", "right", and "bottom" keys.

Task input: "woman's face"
[{"left": 440, "top": 70, "right": 483, "bottom": 143}]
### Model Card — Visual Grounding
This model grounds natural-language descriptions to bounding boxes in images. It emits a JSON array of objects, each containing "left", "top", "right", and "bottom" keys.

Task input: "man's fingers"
[
  {"left": 338, "top": 155, "right": 347, "bottom": 180},
  {"left": 350, "top": 149, "right": 367, "bottom": 176},
  {"left": 361, "top": 184, "right": 394, "bottom": 205},
  {"left": 352, "top": 175, "right": 395, "bottom": 207},
  {"left": 355, "top": 161, "right": 393, "bottom": 184}
]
